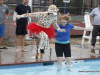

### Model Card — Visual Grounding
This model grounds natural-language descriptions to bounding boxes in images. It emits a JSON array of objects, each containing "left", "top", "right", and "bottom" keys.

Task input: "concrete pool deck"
[{"left": 0, "top": 41, "right": 100, "bottom": 66}]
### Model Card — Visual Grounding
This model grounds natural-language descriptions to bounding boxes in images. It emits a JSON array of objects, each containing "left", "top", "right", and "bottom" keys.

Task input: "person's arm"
[
  {"left": 73, "top": 26, "right": 85, "bottom": 30},
  {"left": 13, "top": 11, "right": 17, "bottom": 27},
  {"left": 55, "top": 32, "right": 57, "bottom": 36},
  {"left": 28, "top": 17, "right": 31, "bottom": 23},
  {"left": 90, "top": 15, "right": 94, "bottom": 26},
  {"left": 73, "top": 26, "right": 91, "bottom": 30},
  {"left": 13, "top": 4, "right": 19, "bottom": 27},
  {"left": 90, "top": 8, "right": 95, "bottom": 26},
  {"left": 6, "top": 5, "right": 10, "bottom": 19},
  {"left": 16, "top": 12, "right": 47, "bottom": 19},
  {"left": 54, "top": 28, "right": 57, "bottom": 36},
  {"left": 28, "top": 6, "right": 31, "bottom": 23},
  {"left": 52, "top": 19, "right": 66, "bottom": 32},
  {"left": 6, "top": 12, "right": 10, "bottom": 20},
  {"left": 4, "top": 12, "right": 10, "bottom": 24},
  {"left": 4, "top": 6, "right": 10, "bottom": 24}
]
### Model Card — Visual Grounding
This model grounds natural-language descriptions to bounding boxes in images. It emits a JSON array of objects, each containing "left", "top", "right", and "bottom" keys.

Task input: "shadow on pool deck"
[{"left": 0, "top": 43, "right": 100, "bottom": 66}]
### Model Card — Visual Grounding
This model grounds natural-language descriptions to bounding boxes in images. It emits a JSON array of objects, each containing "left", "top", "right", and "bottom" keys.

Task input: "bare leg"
[
  {"left": 21, "top": 35, "right": 27, "bottom": 52},
  {"left": 0, "top": 37, "right": 2, "bottom": 52},
  {"left": 65, "top": 57, "right": 71, "bottom": 71},
  {"left": 57, "top": 57, "right": 63, "bottom": 71},
  {"left": 0, "top": 37, "right": 2, "bottom": 46},
  {"left": 91, "top": 46, "right": 94, "bottom": 49},
  {"left": 91, "top": 46, "right": 95, "bottom": 53},
  {"left": 15, "top": 35, "right": 19, "bottom": 52}
]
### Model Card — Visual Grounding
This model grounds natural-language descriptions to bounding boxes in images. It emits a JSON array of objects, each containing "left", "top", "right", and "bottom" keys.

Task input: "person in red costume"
[{"left": 15, "top": 5, "right": 66, "bottom": 58}]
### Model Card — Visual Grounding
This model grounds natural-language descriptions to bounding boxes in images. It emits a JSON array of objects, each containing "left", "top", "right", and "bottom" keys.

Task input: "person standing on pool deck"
[
  {"left": 13, "top": 0, "right": 31, "bottom": 52},
  {"left": 0, "top": 0, "right": 10, "bottom": 52},
  {"left": 55, "top": 13, "right": 90, "bottom": 72},
  {"left": 90, "top": 2, "right": 100, "bottom": 52}
]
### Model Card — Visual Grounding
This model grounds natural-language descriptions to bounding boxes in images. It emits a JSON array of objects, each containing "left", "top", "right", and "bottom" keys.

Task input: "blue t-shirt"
[
  {"left": 55, "top": 23, "right": 74, "bottom": 42},
  {"left": 15, "top": 3, "right": 31, "bottom": 24}
]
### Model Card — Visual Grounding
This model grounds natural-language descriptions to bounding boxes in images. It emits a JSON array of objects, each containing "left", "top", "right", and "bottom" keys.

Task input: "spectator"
[
  {"left": 13, "top": 0, "right": 31, "bottom": 52},
  {"left": 90, "top": 2, "right": 100, "bottom": 52},
  {"left": 0, "top": 0, "right": 10, "bottom": 52}
]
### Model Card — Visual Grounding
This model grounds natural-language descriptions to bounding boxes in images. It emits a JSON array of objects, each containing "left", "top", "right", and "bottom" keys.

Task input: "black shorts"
[
  {"left": 55, "top": 43, "right": 71, "bottom": 57},
  {"left": 16, "top": 23, "right": 28, "bottom": 35}
]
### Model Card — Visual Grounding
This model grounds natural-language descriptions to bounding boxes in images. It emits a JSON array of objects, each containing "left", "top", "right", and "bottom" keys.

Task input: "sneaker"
[
  {"left": 36, "top": 50, "right": 39, "bottom": 59},
  {"left": 40, "top": 49, "right": 45, "bottom": 55},
  {"left": 0, "top": 47, "right": 7, "bottom": 49}
]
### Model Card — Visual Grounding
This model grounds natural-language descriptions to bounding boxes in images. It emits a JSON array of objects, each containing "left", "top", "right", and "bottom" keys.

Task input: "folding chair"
[{"left": 81, "top": 12, "right": 99, "bottom": 49}]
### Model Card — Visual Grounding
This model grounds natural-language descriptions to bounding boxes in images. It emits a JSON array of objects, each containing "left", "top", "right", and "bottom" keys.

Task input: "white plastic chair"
[{"left": 81, "top": 12, "right": 99, "bottom": 49}]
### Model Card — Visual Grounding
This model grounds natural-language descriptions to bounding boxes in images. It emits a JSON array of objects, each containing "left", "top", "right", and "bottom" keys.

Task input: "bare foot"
[
  {"left": 91, "top": 47, "right": 95, "bottom": 53},
  {"left": 21, "top": 49, "right": 28, "bottom": 52},
  {"left": 91, "top": 46, "right": 94, "bottom": 50},
  {"left": 16, "top": 49, "right": 19, "bottom": 52}
]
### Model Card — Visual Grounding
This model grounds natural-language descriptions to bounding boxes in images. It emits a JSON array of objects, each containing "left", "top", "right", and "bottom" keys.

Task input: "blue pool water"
[{"left": 0, "top": 59, "right": 100, "bottom": 75}]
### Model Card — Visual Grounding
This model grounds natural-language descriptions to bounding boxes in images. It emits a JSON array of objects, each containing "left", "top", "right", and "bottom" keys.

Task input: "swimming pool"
[{"left": 0, "top": 59, "right": 100, "bottom": 75}]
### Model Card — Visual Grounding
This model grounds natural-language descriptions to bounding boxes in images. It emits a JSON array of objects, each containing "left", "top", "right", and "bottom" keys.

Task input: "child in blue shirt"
[{"left": 55, "top": 13, "right": 88, "bottom": 72}]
